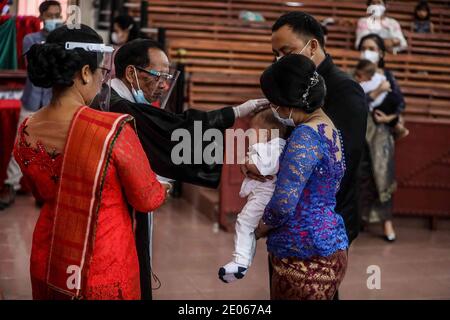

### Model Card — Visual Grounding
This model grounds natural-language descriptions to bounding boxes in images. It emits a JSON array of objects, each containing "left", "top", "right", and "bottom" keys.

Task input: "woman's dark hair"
[
  {"left": 26, "top": 24, "right": 103, "bottom": 89},
  {"left": 358, "top": 33, "right": 386, "bottom": 68},
  {"left": 260, "top": 54, "right": 326, "bottom": 113},
  {"left": 113, "top": 15, "right": 140, "bottom": 42},
  {"left": 414, "top": 1, "right": 431, "bottom": 21}
]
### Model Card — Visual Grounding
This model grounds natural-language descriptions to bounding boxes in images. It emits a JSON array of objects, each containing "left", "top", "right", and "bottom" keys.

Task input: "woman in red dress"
[{"left": 13, "top": 25, "right": 167, "bottom": 300}]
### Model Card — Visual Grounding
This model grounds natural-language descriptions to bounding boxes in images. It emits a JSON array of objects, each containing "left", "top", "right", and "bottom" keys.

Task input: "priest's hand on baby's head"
[{"left": 233, "top": 98, "right": 269, "bottom": 118}]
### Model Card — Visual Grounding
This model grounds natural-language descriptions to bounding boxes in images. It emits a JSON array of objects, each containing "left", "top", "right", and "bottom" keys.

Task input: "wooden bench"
[
  {"left": 189, "top": 73, "right": 450, "bottom": 120},
  {"left": 177, "top": 42, "right": 450, "bottom": 120},
  {"left": 168, "top": 39, "right": 450, "bottom": 89},
  {"left": 405, "top": 31, "right": 450, "bottom": 56},
  {"left": 125, "top": 0, "right": 450, "bottom": 56},
  {"left": 125, "top": 0, "right": 450, "bottom": 34},
  {"left": 188, "top": 73, "right": 261, "bottom": 110},
  {"left": 168, "top": 39, "right": 273, "bottom": 76}
]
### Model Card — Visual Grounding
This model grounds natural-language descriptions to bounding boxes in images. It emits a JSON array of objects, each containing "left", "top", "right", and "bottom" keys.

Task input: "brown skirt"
[{"left": 270, "top": 250, "right": 348, "bottom": 300}]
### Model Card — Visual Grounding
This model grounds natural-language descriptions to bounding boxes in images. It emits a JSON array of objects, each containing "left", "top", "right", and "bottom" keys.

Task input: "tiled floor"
[{"left": 1, "top": 195, "right": 450, "bottom": 300}]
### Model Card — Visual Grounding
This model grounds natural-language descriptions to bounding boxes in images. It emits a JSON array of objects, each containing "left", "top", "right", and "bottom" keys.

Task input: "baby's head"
[
  {"left": 250, "top": 108, "right": 288, "bottom": 143},
  {"left": 354, "top": 59, "right": 377, "bottom": 83}
]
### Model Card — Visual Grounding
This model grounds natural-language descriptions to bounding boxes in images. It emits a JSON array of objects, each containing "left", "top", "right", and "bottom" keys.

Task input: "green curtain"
[{"left": 0, "top": 17, "right": 17, "bottom": 69}]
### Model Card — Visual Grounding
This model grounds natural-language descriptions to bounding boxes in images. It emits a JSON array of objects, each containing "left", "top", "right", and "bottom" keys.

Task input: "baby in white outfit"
[
  {"left": 355, "top": 59, "right": 409, "bottom": 140},
  {"left": 360, "top": 72, "right": 388, "bottom": 111},
  {"left": 219, "top": 108, "right": 287, "bottom": 283}
]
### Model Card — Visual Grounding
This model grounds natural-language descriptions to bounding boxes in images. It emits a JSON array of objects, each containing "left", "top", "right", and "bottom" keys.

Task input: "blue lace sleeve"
[{"left": 262, "top": 125, "right": 322, "bottom": 228}]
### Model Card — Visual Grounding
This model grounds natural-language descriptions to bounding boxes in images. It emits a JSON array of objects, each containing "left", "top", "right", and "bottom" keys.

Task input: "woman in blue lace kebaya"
[{"left": 255, "top": 54, "right": 349, "bottom": 300}]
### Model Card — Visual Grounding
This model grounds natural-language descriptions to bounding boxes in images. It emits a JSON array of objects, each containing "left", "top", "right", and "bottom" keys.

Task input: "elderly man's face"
[{"left": 132, "top": 48, "right": 170, "bottom": 103}]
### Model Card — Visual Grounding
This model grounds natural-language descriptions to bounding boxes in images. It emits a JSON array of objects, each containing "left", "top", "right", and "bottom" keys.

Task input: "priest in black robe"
[{"left": 107, "top": 39, "right": 267, "bottom": 299}]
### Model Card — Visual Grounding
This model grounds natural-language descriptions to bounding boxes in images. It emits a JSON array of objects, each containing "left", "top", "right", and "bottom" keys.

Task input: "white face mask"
[
  {"left": 367, "top": 4, "right": 386, "bottom": 18},
  {"left": 275, "top": 39, "right": 313, "bottom": 61},
  {"left": 271, "top": 107, "right": 296, "bottom": 127},
  {"left": 361, "top": 50, "right": 380, "bottom": 64},
  {"left": 111, "top": 25, "right": 133, "bottom": 45},
  {"left": 111, "top": 32, "right": 120, "bottom": 45}
]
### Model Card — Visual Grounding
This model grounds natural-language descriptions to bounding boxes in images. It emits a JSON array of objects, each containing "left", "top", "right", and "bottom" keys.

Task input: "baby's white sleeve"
[{"left": 249, "top": 138, "right": 286, "bottom": 176}]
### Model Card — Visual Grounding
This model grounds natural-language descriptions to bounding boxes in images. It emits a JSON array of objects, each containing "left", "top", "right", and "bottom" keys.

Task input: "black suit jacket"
[{"left": 318, "top": 54, "right": 368, "bottom": 244}]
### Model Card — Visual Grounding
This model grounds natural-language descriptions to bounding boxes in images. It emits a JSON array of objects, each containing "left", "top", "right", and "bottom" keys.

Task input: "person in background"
[
  {"left": 411, "top": 1, "right": 434, "bottom": 34},
  {"left": 355, "top": 0, "right": 408, "bottom": 53},
  {"left": 111, "top": 14, "right": 143, "bottom": 46},
  {"left": 354, "top": 59, "right": 409, "bottom": 139},
  {"left": 358, "top": 33, "right": 405, "bottom": 242},
  {"left": 110, "top": 15, "right": 147, "bottom": 78},
  {"left": 0, "top": 0, "right": 62, "bottom": 210}
]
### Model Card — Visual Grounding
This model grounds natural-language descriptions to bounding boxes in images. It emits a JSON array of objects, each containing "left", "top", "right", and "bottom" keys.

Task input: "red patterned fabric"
[
  {"left": 14, "top": 107, "right": 166, "bottom": 300},
  {"left": 0, "top": 100, "right": 20, "bottom": 184},
  {"left": 270, "top": 250, "right": 347, "bottom": 300}
]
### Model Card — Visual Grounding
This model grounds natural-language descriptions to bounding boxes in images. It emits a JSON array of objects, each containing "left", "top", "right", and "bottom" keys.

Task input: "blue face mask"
[
  {"left": 44, "top": 19, "right": 63, "bottom": 32},
  {"left": 131, "top": 67, "right": 151, "bottom": 105}
]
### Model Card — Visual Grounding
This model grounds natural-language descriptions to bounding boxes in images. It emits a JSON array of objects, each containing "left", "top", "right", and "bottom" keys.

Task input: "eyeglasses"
[
  {"left": 135, "top": 66, "right": 174, "bottom": 81},
  {"left": 98, "top": 66, "right": 111, "bottom": 81}
]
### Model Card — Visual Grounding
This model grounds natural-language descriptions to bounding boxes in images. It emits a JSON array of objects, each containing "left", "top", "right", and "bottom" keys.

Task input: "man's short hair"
[
  {"left": 272, "top": 12, "right": 325, "bottom": 49},
  {"left": 39, "top": 1, "right": 61, "bottom": 15},
  {"left": 114, "top": 39, "right": 165, "bottom": 78}
]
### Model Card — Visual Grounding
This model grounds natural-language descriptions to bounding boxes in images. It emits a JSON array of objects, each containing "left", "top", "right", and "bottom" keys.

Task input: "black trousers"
[{"left": 135, "top": 212, "right": 153, "bottom": 300}]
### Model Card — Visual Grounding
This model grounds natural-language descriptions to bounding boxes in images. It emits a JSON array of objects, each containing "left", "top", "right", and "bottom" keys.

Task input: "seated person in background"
[
  {"left": 111, "top": 14, "right": 145, "bottom": 46},
  {"left": 219, "top": 109, "right": 287, "bottom": 283},
  {"left": 411, "top": 1, "right": 434, "bottom": 34},
  {"left": 355, "top": 59, "right": 409, "bottom": 139},
  {"left": 355, "top": 0, "right": 408, "bottom": 53}
]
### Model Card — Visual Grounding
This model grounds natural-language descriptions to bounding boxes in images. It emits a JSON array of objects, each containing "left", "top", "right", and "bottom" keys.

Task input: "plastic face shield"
[
  {"left": 65, "top": 42, "right": 114, "bottom": 111},
  {"left": 135, "top": 65, "right": 180, "bottom": 109}
]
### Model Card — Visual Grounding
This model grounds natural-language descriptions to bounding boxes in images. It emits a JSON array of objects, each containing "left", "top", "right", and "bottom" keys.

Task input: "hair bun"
[
  {"left": 26, "top": 43, "right": 82, "bottom": 88},
  {"left": 260, "top": 54, "right": 326, "bottom": 113}
]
